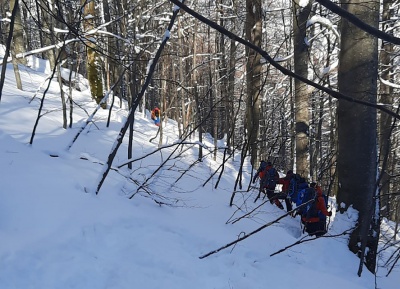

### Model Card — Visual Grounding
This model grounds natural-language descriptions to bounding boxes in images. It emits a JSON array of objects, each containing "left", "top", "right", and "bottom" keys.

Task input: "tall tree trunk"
[
  {"left": 208, "top": 64, "right": 215, "bottom": 160},
  {"left": 245, "top": 0, "right": 262, "bottom": 166},
  {"left": 379, "top": 0, "right": 394, "bottom": 220},
  {"left": 0, "top": 2, "right": 18, "bottom": 102},
  {"left": 178, "top": 18, "right": 187, "bottom": 138},
  {"left": 227, "top": 38, "right": 236, "bottom": 154},
  {"left": 40, "top": 0, "right": 56, "bottom": 70},
  {"left": 293, "top": 0, "right": 312, "bottom": 177},
  {"left": 191, "top": 22, "right": 203, "bottom": 161},
  {"left": 57, "top": 62, "right": 67, "bottom": 128},
  {"left": 217, "top": 0, "right": 228, "bottom": 141},
  {"left": 83, "top": 0, "right": 105, "bottom": 108},
  {"left": 337, "top": 0, "right": 379, "bottom": 274},
  {"left": 9, "top": 0, "right": 23, "bottom": 90},
  {"left": 102, "top": 0, "right": 111, "bottom": 92},
  {"left": 10, "top": 0, "right": 26, "bottom": 65}
]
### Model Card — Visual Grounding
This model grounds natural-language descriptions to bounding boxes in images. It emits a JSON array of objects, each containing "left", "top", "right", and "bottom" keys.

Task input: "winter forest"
[{"left": 0, "top": 0, "right": 400, "bottom": 280}]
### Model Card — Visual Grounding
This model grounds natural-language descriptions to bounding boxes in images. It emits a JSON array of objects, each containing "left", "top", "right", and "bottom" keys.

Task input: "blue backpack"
[
  {"left": 258, "top": 161, "right": 267, "bottom": 171},
  {"left": 297, "top": 187, "right": 318, "bottom": 220},
  {"left": 288, "top": 174, "right": 307, "bottom": 202}
]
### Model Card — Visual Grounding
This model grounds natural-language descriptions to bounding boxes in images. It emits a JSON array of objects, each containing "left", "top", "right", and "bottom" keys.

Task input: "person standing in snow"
[
  {"left": 253, "top": 161, "right": 284, "bottom": 210},
  {"left": 300, "top": 181, "right": 332, "bottom": 237},
  {"left": 277, "top": 170, "right": 294, "bottom": 212},
  {"left": 151, "top": 107, "right": 161, "bottom": 126}
]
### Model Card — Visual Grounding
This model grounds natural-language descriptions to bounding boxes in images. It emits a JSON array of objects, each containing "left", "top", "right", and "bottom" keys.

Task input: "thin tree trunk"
[
  {"left": 178, "top": 18, "right": 187, "bottom": 138},
  {"left": 191, "top": 22, "right": 203, "bottom": 161},
  {"left": 0, "top": 0, "right": 19, "bottom": 101},
  {"left": 9, "top": 0, "right": 23, "bottom": 90},
  {"left": 379, "top": 0, "right": 394, "bottom": 220},
  {"left": 57, "top": 62, "right": 67, "bottom": 128}
]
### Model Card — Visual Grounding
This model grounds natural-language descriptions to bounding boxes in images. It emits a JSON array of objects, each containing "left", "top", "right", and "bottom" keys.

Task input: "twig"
[
  {"left": 270, "top": 228, "right": 354, "bottom": 257},
  {"left": 199, "top": 200, "right": 314, "bottom": 259}
]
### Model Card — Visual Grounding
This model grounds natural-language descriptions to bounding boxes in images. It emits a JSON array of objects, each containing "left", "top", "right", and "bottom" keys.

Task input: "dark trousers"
[
  {"left": 273, "top": 192, "right": 292, "bottom": 212},
  {"left": 304, "top": 221, "right": 327, "bottom": 237}
]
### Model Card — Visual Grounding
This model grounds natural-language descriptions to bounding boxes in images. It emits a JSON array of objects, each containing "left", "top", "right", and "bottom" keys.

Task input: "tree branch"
[
  {"left": 168, "top": 0, "right": 400, "bottom": 121},
  {"left": 199, "top": 200, "right": 315, "bottom": 259},
  {"left": 270, "top": 227, "right": 354, "bottom": 257},
  {"left": 315, "top": 0, "right": 400, "bottom": 45}
]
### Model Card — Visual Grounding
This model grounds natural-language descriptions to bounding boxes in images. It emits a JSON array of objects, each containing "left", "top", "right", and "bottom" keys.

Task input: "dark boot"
[
  {"left": 274, "top": 199, "right": 284, "bottom": 210},
  {"left": 285, "top": 198, "right": 293, "bottom": 212}
]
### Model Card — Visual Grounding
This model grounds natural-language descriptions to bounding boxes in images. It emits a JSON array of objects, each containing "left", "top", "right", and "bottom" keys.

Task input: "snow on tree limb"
[
  {"left": 315, "top": 0, "right": 400, "bottom": 44},
  {"left": 168, "top": 0, "right": 400, "bottom": 121}
]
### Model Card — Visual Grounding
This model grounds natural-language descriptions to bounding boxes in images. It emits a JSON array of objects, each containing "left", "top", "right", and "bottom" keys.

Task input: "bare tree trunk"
[
  {"left": 245, "top": 0, "right": 262, "bottom": 166},
  {"left": 227, "top": 38, "right": 236, "bottom": 153},
  {"left": 0, "top": 0, "right": 20, "bottom": 101},
  {"left": 395, "top": 199, "right": 399, "bottom": 241},
  {"left": 379, "top": 0, "right": 394, "bottom": 220},
  {"left": 9, "top": 0, "right": 23, "bottom": 90},
  {"left": 159, "top": 85, "right": 164, "bottom": 148},
  {"left": 10, "top": 0, "right": 26, "bottom": 66},
  {"left": 208, "top": 63, "right": 216, "bottom": 160},
  {"left": 191, "top": 22, "right": 203, "bottom": 161},
  {"left": 57, "top": 62, "right": 67, "bottom": 128},
  {"left": 293, "top": 0, "right": 312, "bottom": 177},
  {"left": 337, "top": 0, "right": 379, "bottom": 275},
  {"left": 195, "top": 83, "right": 203, "bottom": 161},
  {"left": 178, "top": 18, "right": 188, "bottom": 138},
  {"left": 82, "top": 0, "right": 105, "bottom": 108}
]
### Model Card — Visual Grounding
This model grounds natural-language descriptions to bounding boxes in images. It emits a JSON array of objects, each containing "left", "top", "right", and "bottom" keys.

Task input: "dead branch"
[
  {"left": 225, "top": 191, "right": 259, "bottom": 224},
  {"left": 199, "top": 200, "right": 314, "bottom": 259},
  {"left": 228, "top": 196, "right": 271, "bottom": 225},
  {"left": 117, "top": 141, "right": 208, "bottom": 168},
  {"left": 270, "top": 227, "right": 354, "bottom": 257},
  {"left": 384, "top": 245, "right": 400, "bottom": 276}
]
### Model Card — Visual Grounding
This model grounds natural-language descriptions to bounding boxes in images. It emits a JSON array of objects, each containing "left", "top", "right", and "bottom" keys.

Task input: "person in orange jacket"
[
  {"left": 301, "top": 182, "right": 332, "bottom": 237},
  {"left": 253, "top": 161, "right": 283, "bottom": 210},
  {"left": 277, "top": 170, "right": 293, "bottom": 212},
  {"left": 151, "top": 107, "right": 161, "bottom": 126}
]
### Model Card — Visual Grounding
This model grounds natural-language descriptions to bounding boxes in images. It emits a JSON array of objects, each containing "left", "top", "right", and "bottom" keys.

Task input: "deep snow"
[{"left": 0, "top": 49, "right": 398, "bottom": 289}]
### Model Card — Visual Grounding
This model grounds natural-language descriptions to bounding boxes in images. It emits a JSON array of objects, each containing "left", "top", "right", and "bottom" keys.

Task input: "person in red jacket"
[
  {"left": 253, "top": 161, "right": 283, "bottom": 209},
  {"left": 277, "top": 170, "right": 294, "bottom": 212},
  {"left": 301, "top": 182, "right": 332, "bottom": 237},
  {"left": 151, "top": 107, "right": 161, "bottom": 126}
]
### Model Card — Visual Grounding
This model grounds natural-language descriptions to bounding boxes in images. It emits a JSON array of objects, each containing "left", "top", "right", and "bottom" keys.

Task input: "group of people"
[{"left": 253, "top": 160, "right": 332, "bottom": 237}]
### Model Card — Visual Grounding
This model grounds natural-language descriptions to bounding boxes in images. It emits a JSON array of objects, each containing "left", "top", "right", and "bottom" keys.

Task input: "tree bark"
[
  {"left": 9, "top": 0, "right": 24, "bottom": 90},
  {"left": 379, "top": 0, "right": 394, "bottom": 220},
  {"left": 337, "top": 0, "right": 379, "bottom": 274},
  {"left": 245, "top": 0, "right": 262, "bottom": 166},
  {"left": 0, "top": 0, "right": 20, "bottom": 101},
  {"left": 293, "top": 0, "right": 312, "bottom": 178},
  {"left": 83, "top": 0, "right": 105, "bottom": 108}
]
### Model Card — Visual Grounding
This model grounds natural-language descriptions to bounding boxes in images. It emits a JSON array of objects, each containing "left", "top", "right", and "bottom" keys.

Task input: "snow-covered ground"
[{"left": 0, "top": 51, "right": 398, "bottom": 289}]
